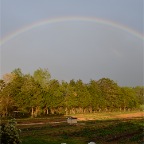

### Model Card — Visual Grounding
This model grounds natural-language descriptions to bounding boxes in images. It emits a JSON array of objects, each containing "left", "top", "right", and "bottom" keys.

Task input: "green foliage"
[
  {"left": 133, "top": 86, "right": 144, "bottom": 105},
  {"left": 33, "top": 68, "right": 51, "bottom": 88},
  {"left": 139, "top": 105, "right": 144, "bottom": 111},
  {"left": 12, "top": 68, "right": 23, "bottom": 77},
  {"left": 0, "top": 119, "right": 21, "bottom": 144},
  {"left": 97, "top": 78, "right": 124, "bottom": 110},
  {"left": 121, "top": 87, "right": 139, "bottom": 109},
  {"left": 87, "top": 80, "right": 103, "bottom": 110},
  {"left": 0, "top": 68, "right": 143, "bottom": 117}
]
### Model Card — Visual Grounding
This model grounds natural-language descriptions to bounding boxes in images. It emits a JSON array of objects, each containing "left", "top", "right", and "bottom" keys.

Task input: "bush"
[{"left": 0, "top": 119, "right": 21, "bottom": 144}]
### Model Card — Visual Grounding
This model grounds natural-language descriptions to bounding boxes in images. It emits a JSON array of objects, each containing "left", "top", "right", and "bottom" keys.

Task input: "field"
[{"left": 15, "top": 111, "right": 144, "bottom": 144}]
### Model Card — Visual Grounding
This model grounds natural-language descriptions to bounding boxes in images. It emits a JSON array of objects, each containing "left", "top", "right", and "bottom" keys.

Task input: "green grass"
[
  {"left": 2, "top": 111, "right": 142, "bottom": 144},
  {"left": 18, "top": 118, "right": 143, "bottom": 144}
]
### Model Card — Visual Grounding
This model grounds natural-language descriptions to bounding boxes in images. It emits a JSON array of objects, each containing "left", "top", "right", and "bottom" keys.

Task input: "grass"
[
  {"left": 67, "top": 111, "right": 143, "bottom": 120},
  {"left": 19, "top": 119, "right": 143, "bottom": 144},
  {"left": 3, "top": 111, "right": 144, "bottom": 144}
]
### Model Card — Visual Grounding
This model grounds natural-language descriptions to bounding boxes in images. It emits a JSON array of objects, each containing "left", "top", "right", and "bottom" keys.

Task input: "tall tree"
[
  {"left": 133, "top": 86, "right": 144, "bottom": 105},
  {"left": 0, "top": 73, "right": 23, "bottom": 117},
  {"left": 33, "top": 68, "right": 51, "bottom": 88},
  {"left": 75, "top": 80, "right": 92, "bottom": 113},
  {"left": 87, "top": 80, "right": 103, "bottom": 112},
  {"left": 46, "top": 79, "right": 64, "bottom": 114},
  {"left": 63, "top": 82, "right": 79, "bottom": 114},
  {"left": 97, "top": 78, "right": 122, "bottom": 111},
  {"left": 17, "top": 75, "right": 43, "bottom": 117},
  {"left": 121, "top": 87, "right": 139, "bottom": 110}
]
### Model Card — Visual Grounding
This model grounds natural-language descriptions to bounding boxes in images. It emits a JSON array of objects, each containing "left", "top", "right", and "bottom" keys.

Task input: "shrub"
[{"left": 0, "top": 119, "right": 21, "bottom": 144}]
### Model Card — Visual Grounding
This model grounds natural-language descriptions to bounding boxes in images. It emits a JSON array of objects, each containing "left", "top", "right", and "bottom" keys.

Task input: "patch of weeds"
[
  {"left": 61, "top": 132, "right": 69, "bottom": 139},
  {"left": 22, "top": 137, "right": 47, "bottom": 144},
  {"left": 130, "top": 132, "right": 144, "bottom": 142}
]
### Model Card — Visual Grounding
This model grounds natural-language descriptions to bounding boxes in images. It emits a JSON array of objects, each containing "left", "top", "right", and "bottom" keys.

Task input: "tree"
[
  {"left": 45, "top": 79, "right": 64, "bottom": 114},
  {"left": 87, "top": 80, "right": 103, "bottom": 112},
  {"left": 97, "top": 78, "right": 122, "bottom": 111},
  {"left": 21, "top": 75, "right": 43, "bottom": 117},
  {"left": 63, "top": 82, "right": 79, "bottom": 114},
  {"left": 74, "top": 80, "right": 92, "bottom": 113},
  {"left": 133, "top": 86, "right": 144, "bottom": 105},
  {"left": 121, "top": 87, "right": 139, "bottom": 110},
  {"left": 12, "top": 68, "right": 23, "bottom": 77},
  {"left": 0, "top": 72, "right": 25, "bottom": 117},
  {"left": 2, "top": 73, "right": 16, "bottom": 85},
  {"left": 33, "top": 68, "right": 51, "bottom": 88}
]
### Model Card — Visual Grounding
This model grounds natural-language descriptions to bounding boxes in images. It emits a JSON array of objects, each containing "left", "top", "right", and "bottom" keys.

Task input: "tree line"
[{"left": 0, "top": 68, "right": 143, "bottom": 118}]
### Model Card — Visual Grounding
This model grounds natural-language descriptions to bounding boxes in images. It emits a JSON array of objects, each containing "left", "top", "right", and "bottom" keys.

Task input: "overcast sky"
[{"left": 0, "top": 0, "right": 143, "bottom": 86}]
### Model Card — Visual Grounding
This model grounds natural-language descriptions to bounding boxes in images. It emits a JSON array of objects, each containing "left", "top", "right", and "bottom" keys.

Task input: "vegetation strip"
[{"left": 0, "top": 68, "right": 143, "bottom": 118}]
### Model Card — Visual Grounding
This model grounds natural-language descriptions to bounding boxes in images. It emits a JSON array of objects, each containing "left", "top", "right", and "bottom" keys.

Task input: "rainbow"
[{"left": 0, "top": 16, "right": 143, "bottom": 46}]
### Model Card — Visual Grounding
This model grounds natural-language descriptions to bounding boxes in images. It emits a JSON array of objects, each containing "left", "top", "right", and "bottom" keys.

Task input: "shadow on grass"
[{"left": 19, "top": 117, "right": 143, "bottom": 144}]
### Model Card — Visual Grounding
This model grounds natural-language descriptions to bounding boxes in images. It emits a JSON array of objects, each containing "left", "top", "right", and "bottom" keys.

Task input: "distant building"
[{"left": 67, "top": 117, "right": 77, "bottom": 124}]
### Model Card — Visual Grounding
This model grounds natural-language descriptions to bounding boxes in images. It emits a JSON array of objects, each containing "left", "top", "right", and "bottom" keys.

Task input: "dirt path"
[{"left": 17, "top": 121, "right": 67, "bottom": 126}]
